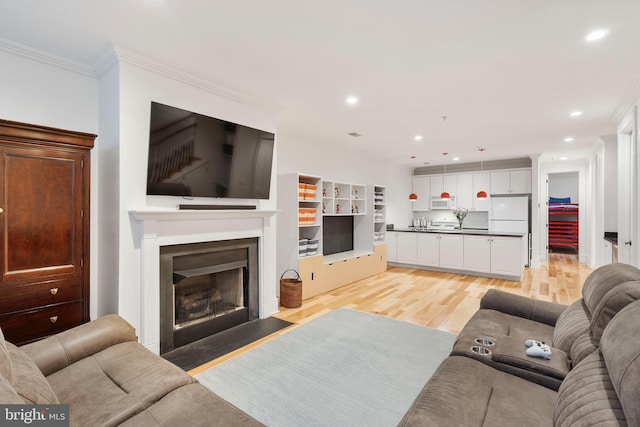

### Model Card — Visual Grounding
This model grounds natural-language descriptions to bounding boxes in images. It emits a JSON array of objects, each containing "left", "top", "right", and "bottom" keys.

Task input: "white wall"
[
  {"left": 548, "top": 172, "right": 579, "bottom": 203},
  {"left": 276, "top": 126, "right": 413, "bottom": 229},
  {"left": 0, "top": 48, "right": 102, "bottom": 318}
]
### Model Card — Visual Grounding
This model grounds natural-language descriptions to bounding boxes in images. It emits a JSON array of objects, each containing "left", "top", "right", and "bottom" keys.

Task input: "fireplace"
[{"left": 159, "top": 238, "right": 258, "bottom": 354}]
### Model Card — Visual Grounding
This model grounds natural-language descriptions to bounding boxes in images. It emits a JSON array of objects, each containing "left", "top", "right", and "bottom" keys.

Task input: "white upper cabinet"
[
  {"left": 490, "top": 169, "right": 531, "bottom": 194},
  {"left": 456, "top": 173, "right": 473, "bottom": 210},
  {"left": 412, "top": 176, "right": 431, "bottom": 211}
]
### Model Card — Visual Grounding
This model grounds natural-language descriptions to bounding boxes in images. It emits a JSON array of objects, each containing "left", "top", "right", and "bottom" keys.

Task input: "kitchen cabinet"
[
  {"left": 387, "top": 232, "right": 398, "bottom": 262},
  {"left": 473, "top": 172, "right": 491, "bottom": 211},
  {"left": 412, "top": 176, "right": 431, "bottom": 211},
  {"left": 490, "top": 169, "right": 531, "bottom": 194},
  {"left": 439, "top": 234, "right": 464, "bottom": 269},
  {"left": 417, "top": 233, "right": 463, "bottom": 269},
  {"left": 430, "top": 175, "right": 458, "bottom": 199},
  {"left": 417, "top": 234, "right": 440, "bottom": 266},
  {"left": 397, "top": 233, "right": 418, "bottom": 264},
  {"left": 463, "top": 235, "right": 492, "bottom": 273},
  {"left": 490, "top": 236, "right": 526, "bottom": 277},
  {"left": 456, "top": 173, "right": 474, "bottom": 210}
]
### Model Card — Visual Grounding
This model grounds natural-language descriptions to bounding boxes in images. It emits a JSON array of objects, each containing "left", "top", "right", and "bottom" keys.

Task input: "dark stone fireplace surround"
[{"left": 159, "top": 238, "right": 259, "bottom": 354}]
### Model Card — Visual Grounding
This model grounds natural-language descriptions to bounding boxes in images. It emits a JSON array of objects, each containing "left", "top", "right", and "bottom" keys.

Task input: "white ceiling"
[{"left": 1, "top": 0, "right": 639, "bottom": 167}]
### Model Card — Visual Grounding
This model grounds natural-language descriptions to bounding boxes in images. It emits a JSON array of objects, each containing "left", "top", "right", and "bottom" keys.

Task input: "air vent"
[{"left": 348, "top": 132, "right": 362, "bottom": 137}]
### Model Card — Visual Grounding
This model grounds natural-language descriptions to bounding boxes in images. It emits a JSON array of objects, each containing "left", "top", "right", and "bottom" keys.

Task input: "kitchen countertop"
[{"left": 392, "top": 227, "right": 526, "bottom": 238}]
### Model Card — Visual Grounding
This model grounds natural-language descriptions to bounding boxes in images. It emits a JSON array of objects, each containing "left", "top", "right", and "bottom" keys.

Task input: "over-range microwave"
[{"left": 430, "top": 195, "right": 456, "bottom": 210}]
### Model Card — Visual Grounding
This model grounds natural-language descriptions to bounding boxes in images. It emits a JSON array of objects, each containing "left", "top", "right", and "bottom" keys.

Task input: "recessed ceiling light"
[
  {"left": 346, "top": 96, "right": 358, "bottom": 105},
  {"left": 453, "top": 157, "right": 459, "bottom": 161},
  {"left": 414, "top": 135, "right": 423, "bottom": 141},
  {"left": 561, "top": 156, "right": 568, "bottom": 161},
  {"left": 570, "top": 111, "right": 583, "bottom": 117},
  {"left": 564, "top": 137, "right": 574, "bottom": 142},
  {"left": 586, "top": 29, "right": 609, "bottom": 42}
]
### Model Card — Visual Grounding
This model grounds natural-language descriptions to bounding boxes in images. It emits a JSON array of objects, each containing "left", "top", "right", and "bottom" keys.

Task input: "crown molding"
[
  {"left": 95, "top": 44, "right": 283, "bottom": 115},
  {"left": 0, "top": 37, "right": 96, "bottom": 77},
  {"left": 612, "top": 71, "right": 640, "bottom": 124}
]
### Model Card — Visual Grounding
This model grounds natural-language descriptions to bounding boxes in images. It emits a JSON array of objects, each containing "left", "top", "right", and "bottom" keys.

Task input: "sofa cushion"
[
  {"left": 581, "top": 263, "right": 640, "bottom": 315},
  {"left": 0, "top": 374, "right": 23, "bottom": 404},
  {"left": 119, "top": 383, "right": 264, "bottom": 427},
  {"left": 46, "top": 341, "right": 194, "bottom": 426},
  {"left": 458, "top": 308, "right": 555, "bottom": 344},
  {"left": 6, "top": 343, "right": 59, "bottom": 404},
  {"left": 398, "top": 356, "right": 557, "bottom": 426},
  {"left": 553, "top": 351, "right": 626, "bottom": 426},
  {"left": 552, "top": 300, "right": 591, "bottom": 357},
  {"left": 590, "top": 280, "right": 640, "bottom": 342},
  {"left": 567, "top": 332, "right": 597, "bottom": 367},
  {"left": 600, "top": 300, "right": 640, "bottom": 426}
]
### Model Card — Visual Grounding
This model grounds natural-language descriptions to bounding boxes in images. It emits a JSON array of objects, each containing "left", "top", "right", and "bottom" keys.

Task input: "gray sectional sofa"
[
  {"left": 400, "top": 263, "right": 640, "bottom": 426},
  {"left": 0, "top": 315, "right": 262, "bottom": 426}
]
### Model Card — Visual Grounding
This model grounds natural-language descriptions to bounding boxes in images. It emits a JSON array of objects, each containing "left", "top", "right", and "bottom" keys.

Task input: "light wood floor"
[{"left": 189, "top": 252, "right": 590, "bottom": 375}]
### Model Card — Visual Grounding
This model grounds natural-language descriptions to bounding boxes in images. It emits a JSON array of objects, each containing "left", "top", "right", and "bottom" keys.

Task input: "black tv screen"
[
  {"left": 323, "top": 216, "right": 354, "bottom": 256},
  {"left": 146, "top": 102, "right": 275, "bottom": 199}
]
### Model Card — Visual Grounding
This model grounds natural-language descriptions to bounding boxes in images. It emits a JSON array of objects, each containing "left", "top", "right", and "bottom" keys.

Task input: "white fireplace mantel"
[{"left": 129, "top": 208, "right": 279, "bottom": 354}]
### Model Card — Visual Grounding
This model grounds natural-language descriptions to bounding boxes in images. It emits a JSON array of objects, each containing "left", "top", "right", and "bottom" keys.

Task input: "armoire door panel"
[{"left": 1, "top": 148, "right": 83, "bottom": 282}]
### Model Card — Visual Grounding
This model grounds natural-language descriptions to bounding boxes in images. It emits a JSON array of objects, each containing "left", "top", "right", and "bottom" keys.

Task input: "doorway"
[{"left": 547, "top": 172, "right": 579, "bottom": 257}]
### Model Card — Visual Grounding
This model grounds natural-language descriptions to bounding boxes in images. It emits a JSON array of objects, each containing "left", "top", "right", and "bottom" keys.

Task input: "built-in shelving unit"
[{"left": 277, "top": 173, "right": 387, "bottom": 302}]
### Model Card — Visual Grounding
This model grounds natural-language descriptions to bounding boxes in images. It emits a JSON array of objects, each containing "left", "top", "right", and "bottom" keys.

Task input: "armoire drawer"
[
  {"left": 0, "top": 302, "right": 84, "bottom": 345},
  {"left": 0, "top": 278, "right": 82, "bottom": 313}
]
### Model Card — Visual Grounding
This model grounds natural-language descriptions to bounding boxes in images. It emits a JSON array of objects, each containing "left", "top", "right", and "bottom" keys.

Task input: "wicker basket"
[{"left": 280, "top": 269, "right": 302, "bottom": 308}]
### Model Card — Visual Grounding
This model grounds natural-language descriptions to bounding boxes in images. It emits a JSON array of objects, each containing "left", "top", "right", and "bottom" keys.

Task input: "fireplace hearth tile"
[{"left": 162, "top": 317, "right": 292, "bottom": 371}]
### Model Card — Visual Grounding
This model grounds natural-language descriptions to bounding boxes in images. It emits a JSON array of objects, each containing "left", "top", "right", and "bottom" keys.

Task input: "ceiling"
[{"left": 1, "top": 0, "right": 639, "bottom": 167}]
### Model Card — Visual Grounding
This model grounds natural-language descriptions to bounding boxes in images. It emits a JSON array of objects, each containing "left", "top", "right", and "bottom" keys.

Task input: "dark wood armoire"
[{"left": 0, "top": 119, "right": 95, "bottom": 344}]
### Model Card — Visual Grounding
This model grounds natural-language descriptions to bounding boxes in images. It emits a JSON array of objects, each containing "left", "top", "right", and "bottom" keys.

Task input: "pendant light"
[
  {"left": 409, "top": 156, "right": 418, "bottom": 201},
  {"left": 476, "top": 147, "right": 487, "bottom": 199},
  {"left": 440, "top": 152, "right": 450, "bottom": 200}
]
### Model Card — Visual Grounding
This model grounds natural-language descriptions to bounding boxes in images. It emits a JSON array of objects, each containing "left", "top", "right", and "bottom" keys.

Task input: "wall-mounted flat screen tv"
[
  {"left": 323, "top": 216, "right": 354, "bottom": 256},
  {"left": 146, "top": 101, "right": 275, "bottom": 199}
]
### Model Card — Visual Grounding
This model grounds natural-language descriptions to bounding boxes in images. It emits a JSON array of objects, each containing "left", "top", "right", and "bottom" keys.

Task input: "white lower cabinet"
[
  {"left": 463, "top": 235, "right": 492, "bottom": 273},
  {"left": 397, "top": 233, "right": 418, "bottom": 264},
  {"left": 463, "top": 235, "right": 524, "bottom": 277},
  {"left": 490, "top": 236, "right": 525, "bottom": 277},
  {"left": 387, "top": 232, "right": 398, "bottom": 262},
  {"left": 417, "top": 234, "right": 439, "bottom": 266},
  {"left": 439, "top": 234, "right": 464, "bottom": 269},
  {"left": 417, "top": 233, "right": 463, "bottom": 269}
]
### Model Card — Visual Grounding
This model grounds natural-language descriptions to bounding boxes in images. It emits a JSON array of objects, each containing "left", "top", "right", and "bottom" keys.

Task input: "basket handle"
[{"left": 280, "top": 269, "right": 301, "bottom": 281}]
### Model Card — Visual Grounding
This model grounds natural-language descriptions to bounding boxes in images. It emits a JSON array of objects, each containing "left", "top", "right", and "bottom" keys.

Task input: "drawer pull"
[
  {"left": 50, "top": 316, "right": 58, "bottom": 324},
  {"left": 50, "top": 288, "right": 59, "bottom": 296}
]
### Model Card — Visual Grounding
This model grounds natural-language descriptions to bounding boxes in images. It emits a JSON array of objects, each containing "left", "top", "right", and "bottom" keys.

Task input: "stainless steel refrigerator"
[{"left": 489, "top": 196, "right": 531, "bottom": 266}]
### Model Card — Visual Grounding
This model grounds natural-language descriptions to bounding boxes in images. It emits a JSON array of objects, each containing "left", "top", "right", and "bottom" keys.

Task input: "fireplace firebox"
[{"left": 159, "top": 238, "right": 258, "bottom": 354}]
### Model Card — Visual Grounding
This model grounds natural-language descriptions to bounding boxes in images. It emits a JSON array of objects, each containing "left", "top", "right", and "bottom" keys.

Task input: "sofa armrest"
[
  {"left": 19, "top": 314, "right": 137, "bottom": 377},
  {"left": 480, "top": 289, "right": 567, "bottom": 326}
]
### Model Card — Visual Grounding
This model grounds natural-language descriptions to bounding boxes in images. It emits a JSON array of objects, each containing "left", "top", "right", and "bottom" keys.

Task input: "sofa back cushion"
[
  {"left": 552, "top": 300, "right": 591, "bottom": 357},
  {"left": 6, "top": 343, "right": 58, "bottom": 404},
  {"left": 590, "top": 281, "right": 640, "bottom": 342},
  {"left": 581, "top": 263, "right": 640, "bottom": 315},
  {"left": 600, "top": 300, "right": 640, "bottom": 426}
]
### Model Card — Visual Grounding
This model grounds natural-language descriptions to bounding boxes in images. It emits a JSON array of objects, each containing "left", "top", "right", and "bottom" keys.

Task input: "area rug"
[{"left": 195, "top": 308, "right": 456, "bottom": 426}]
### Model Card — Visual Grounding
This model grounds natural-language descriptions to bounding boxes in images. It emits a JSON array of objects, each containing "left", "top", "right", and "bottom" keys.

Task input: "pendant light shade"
[
  {"left": 409, "top": 156, "right": 418, "bottom": 201},
  {"left": 441, "top": 152, "right": 450, "bottom": 200},
  {"left": 476, "top": 147, "right": 487, "bottom": 199}
]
